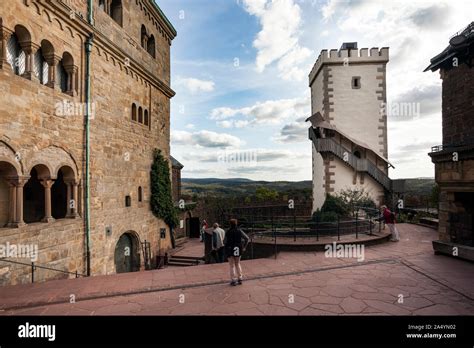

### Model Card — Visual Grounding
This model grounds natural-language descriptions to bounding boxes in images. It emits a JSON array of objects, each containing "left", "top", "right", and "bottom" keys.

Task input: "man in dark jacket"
[{"left": 224, "top": 219, "right": 250, "bottom": 286}]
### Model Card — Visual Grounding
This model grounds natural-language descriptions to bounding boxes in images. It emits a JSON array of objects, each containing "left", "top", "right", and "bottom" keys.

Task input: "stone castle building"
[
  {"left": 0, "top": 0, "right": 177, "bottom": 284},
  {"left": 426, "top": 22, "right": 474, "bottom": 261},
  {"left": 307, "top": 42, "right": 393, "bottom": 212}
]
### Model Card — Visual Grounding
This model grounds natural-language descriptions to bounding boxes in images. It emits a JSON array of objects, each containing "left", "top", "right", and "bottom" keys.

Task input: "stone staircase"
[
  {"left": 167, "top": 238, "right": 204, "bottom": 267},
  {"left": 167, "top": 255, "right": 203, "bottom": 267}
]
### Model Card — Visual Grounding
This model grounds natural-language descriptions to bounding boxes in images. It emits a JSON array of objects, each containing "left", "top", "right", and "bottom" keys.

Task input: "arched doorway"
[{"left": 114, "top": 232, "right": 140, "bottom": 273}]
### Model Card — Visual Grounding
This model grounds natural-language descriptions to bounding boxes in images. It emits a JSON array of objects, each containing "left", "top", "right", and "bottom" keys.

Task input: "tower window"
[
  {"left": 138, "top": 187, "right": 143, "bottom": 202},
  {"left": 352, "top": 76, "right": 361, "bottom": 89},
  {"left": 125, "top": 195, "right": 131, "bottom": 207}
]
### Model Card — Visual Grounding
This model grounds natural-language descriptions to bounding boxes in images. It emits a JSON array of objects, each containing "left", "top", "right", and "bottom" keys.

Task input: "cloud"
[
  {"left": 211, "top": 96, "right": 310, "bottom": 126},
  {"left": 274, "top": 119, "right": 309, "bottom": 143},
  {"left": 242, "top": 0, "right": 311, "bottom": 81},
  {"left": 185, "top": 124, "right": 195, "bottom": 129},
  {"left": 182, "top": 149, "right": 307, "bottom": 163},
  {"left": 227, "top": 164, "right": 299, "bottom": 175},
  {"left": 171, "top": 130, "right": 244, "bottom": 148},
  {"left": 389, "top": 84, "right": 441, "bottom": 121},
  {"left": 177, "top": 77, "right": 215, "bottom": 94},
  {"left": 409, "top": 4, "right": 450, "bottom": 28},
  {"left": 216, "top": 120, "right": 251, "bottom": 129}
]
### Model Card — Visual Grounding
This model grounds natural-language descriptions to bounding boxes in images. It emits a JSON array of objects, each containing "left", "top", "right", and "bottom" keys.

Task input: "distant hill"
[
  {"left": 181, "top": 177, "right": 435, "bottom": 198},
  {"left": 181, "top": 178, "right": 312, "bottom": 197}
]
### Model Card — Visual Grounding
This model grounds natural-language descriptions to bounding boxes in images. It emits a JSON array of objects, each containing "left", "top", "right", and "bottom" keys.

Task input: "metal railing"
[
  {"left": 0, "top": 258, "right": 86, "bottom": 283},
  {"left": 232, "top": 212, "right": 385, "bottom": 260}
]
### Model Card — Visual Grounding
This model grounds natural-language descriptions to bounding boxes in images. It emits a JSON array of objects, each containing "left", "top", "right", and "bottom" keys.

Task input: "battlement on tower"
[{"left": 309, "top": 46, "right": 389, "bottom": 86}]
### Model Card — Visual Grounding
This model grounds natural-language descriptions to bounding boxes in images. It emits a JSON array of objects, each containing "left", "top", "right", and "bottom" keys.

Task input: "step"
[
  {"left": 167, "top": 260, "right": 198, "bottom": 267},
  {"left": 170, "top": 255, "right": 204, "bottom": 261}
]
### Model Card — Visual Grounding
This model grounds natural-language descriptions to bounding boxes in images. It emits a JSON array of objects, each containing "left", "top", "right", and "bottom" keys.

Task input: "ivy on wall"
[{"left": 150, "top": 149, "right": 178, "bottom": 229}]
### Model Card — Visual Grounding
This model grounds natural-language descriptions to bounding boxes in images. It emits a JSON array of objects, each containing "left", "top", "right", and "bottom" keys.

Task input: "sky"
[{"left": 157, "top": 0, "right": 474, "bottom": 181}]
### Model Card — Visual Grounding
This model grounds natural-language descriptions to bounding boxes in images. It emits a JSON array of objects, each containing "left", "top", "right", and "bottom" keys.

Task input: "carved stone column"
[
  {"left": 64, "top": 65, "right": 78, "bottom": 96},
  {"left": 6, "top": 176, "right": 29, "bottom": 227},
  {"left": 41, "top": 179, "right": 55, "bottom": 223},
  {"left": 44, "top": 54, "right": 60, "bottom": 89},
  {"left": 18, "top": 40, "right": 34, "bottom": 80},
  {"left": 6, "top": 180, "right": 17, "bottom": 227},
  {"left": 0, "top": 27, "right": 13, "bottom": 70},
  {"left": 71, "top": 180, "right": 79, "bottom": 217}
]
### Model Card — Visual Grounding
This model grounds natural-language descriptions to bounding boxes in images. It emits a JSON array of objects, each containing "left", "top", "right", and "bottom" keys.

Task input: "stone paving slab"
[{"left": 0, "top": 224, "right": 473, "bottom": 316}]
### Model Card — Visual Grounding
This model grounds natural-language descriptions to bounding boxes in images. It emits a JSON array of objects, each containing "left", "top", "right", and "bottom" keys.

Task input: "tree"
[
  {"left": 337, "top": 188, "right": 376, "bottom": 215},
  {"left": 150, "top": 149, "right": 178, "bottom": 229},
  {"left": 255, "top": 186, "right": 279, "bottom": 202}
]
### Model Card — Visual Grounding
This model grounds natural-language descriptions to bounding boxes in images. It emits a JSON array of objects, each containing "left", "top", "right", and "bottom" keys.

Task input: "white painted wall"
[
  {"left": 312, "top": 144, "right": 325, "bottom": 212},
  {"left": 330, "top": 64, "right": 385, "bottom": 156},
  {"left": 331, "top": 157, "right": 384, "bottom": 206}
]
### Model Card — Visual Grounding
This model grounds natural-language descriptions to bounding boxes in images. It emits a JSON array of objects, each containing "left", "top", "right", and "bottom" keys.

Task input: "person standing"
[
  {"left": 200, "top": 220, "right": 208, "bottom": 243},
  {"left": 224, "top": 219, "right": 250, "bottom": 286},
  {"left": 381, "top": 205, "right": 400, "bottom": 242},
  {"left": 212, "top": 223, "right": 226, "bottom": 263}
]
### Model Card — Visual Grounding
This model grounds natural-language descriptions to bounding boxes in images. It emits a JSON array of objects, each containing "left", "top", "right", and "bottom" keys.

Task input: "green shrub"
[
  {"left": 150, "top": 149, "right": 179, "bottom": 229},
  {"left": 321, "top": 194, "right": 349, "bottom": 216},
  {"left": 312, "top": 209, "right": 339, "bottom": 223}
]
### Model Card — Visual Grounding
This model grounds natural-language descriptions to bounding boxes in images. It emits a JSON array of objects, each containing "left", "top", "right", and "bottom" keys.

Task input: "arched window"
[
  {"left": 147, "top": 35, "right": 155, "bottom": 58},
  {"left": 24, "top": 166, "right": 48, "bottom": 223},
  {"left": 138, "top": 106, "right": 143, "bottom": 123},
  {"left": 57, "top": 52, "right": 76, "bottom": 95},
  {"left": 141, "top": 25, "right": 148, "bottom": 50},
  {"left": 110, "top": 0, "right": 123, "bottom": 26},
  {"left": 132, "top": 103, "right": 137, "bottom": 121},
  {"left": 56, "top": 60, "right": 68, "bottom": 93},
  {"left": 33, "top": 48, "right": 49, "bottom": 85},
  {"left": 0, "top": 161, "right": 19, "bottom": 227},
  {"left": 144, "top": 110, "right": 149, "bottom": 126},
  {"left": 39, "top": 40, "right": 54, "bottom": 87},
  {"left": 138, "top": 187, "right": 143, "bottom": 202},
  {"left": 99, "top": 0, "right": 106, "bottom": 11},
  {"left": 6, "top": 34, "right": 25, "bottom": 76},
  {"left": 51, "top": 166, "right": 76, "bottom": 219}
]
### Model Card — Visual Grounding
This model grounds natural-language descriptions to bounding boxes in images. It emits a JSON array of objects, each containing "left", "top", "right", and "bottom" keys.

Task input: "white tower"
[{"left": 307, "top": 43, "right": 392, "bottom": 212}]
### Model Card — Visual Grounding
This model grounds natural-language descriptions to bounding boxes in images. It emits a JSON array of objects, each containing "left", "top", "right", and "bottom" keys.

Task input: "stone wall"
[
  {"left": 0, "top": 0, "right": 175, "bottom": 284},
  {"left": 441, "top": 62, "right": 474, "bottom": 146}
]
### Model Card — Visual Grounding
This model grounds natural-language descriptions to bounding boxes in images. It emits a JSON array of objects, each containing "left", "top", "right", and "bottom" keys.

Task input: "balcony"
[{"left": 429, "top": 143, "right": 474, "bottom": 163}]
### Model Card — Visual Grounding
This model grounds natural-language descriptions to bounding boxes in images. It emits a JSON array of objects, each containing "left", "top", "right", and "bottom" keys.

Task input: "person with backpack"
[
  {"left": 381, "top": 205, "right": 400, "bottom": 242},
  {"left": 224, "top": 219, "right": 250, "bottom": 286}
]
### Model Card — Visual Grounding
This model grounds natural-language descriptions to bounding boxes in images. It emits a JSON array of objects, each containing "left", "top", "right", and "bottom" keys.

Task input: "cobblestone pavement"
[{"left": 1, "top": 224, "right": 473, "bottom": 315}]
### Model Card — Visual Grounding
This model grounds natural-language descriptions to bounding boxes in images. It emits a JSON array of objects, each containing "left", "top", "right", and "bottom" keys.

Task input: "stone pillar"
[
  {"left": 41, "top": 179, "right": 55, "bottom": 223},
  {"left": 64, "top": 179, "right": 79, "bottom": 218},
  {"left": 6, "top": 182, "right": 17, "bottom": 227},
  {"left": 0, "top": 28, "right": 13, "bottom": 70},
  {"left": 44, "top": 54, "right": 60, "bottom": 89},
  {"left": 18, "top": 41, "right": 34, "bottom": 80},
  {"left": 64, "top": 65, "right": 78, "bottom": 96},
  {"left": 66, "top": 180, "right": 72, "bottom": 217},
  {"left": 7, "top": 176, "right": 29, "bottom": 227},
  {"left": 72, "top": 180, "right": 79, "bottom": 217}
]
